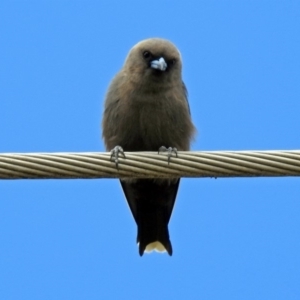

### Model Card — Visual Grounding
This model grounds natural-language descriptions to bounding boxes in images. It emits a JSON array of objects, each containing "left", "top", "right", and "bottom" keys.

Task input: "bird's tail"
[
  {"left": 137, "top": 207, "right": 173, "bottom": 256},
  {"left": 120, "top": 178, "right": 179, "bottom": 256}
]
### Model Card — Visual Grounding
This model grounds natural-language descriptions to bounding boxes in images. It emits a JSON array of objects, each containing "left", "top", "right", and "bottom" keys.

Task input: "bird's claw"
[
  {"left": 158, "top": 146, "right": 178, "bottom": 164},
  {"left": 110, "top": 146, "right": 125, "bottom": 169}
]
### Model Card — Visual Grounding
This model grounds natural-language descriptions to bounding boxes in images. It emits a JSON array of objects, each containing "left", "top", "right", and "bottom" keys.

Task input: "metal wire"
[{"left": 0, "top": 150, "right": 300, "bottom": 179}]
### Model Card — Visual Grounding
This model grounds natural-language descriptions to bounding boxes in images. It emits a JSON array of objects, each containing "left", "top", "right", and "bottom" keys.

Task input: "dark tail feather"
[
  {"left": 137, "top": 204, "right": 173, "bottom": 256},
  {"left": 120, "top": 179, "right": 179, "bottom": 256}
]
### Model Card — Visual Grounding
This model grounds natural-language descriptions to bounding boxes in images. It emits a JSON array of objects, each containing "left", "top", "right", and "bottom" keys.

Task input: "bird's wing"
[
  {"left": 120, "top": 179, "right": 180, "bottom": 225},
  {"left": 182, "top": 81, "right": 191, "bottom": 115}
]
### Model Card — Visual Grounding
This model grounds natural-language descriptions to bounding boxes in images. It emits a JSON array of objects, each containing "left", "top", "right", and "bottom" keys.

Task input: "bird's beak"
[{"left": 150, "top": 57, "right": 167, "bottom": 71}]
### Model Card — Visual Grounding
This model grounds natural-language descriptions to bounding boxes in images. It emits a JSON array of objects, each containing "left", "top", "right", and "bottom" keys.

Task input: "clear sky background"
[{"left": 0, "top": 1, "right": 300, "bottom": 299}]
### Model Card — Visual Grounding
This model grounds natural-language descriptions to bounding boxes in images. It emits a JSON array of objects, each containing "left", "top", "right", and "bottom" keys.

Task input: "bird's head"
[{"left": 123, "top": 38, "right": 183, "bottom": 88}]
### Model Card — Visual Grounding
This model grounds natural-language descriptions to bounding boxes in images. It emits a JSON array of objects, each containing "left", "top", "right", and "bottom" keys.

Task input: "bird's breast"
[{"left": 120, "top": 93, "right": 185, "bottom": 151}]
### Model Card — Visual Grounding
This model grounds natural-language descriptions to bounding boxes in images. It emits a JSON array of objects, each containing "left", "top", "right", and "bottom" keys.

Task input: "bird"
[{"left": 102, "top": 38, "right": 196, "bottom": 256}]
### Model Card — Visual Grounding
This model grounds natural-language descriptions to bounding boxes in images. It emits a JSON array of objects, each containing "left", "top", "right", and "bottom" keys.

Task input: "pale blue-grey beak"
[{"left": 150, "top": 57, "right": 167, "bottom": 71}]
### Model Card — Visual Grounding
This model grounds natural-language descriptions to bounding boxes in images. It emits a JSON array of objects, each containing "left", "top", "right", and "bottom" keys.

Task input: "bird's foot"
[
  {"left": 158, "top": 146, "right": 178, "bottom": 164},
  {"left": 110, "top": 146, "right": 125, "bottom": 169}
]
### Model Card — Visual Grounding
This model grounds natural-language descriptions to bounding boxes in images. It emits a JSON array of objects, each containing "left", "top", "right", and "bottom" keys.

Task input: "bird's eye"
[
  {"left": 169, "top": 59, "right": 176, "bottom": 66},
  {"left": 143, "top": 51, "right": 151, "bottom": 59}
]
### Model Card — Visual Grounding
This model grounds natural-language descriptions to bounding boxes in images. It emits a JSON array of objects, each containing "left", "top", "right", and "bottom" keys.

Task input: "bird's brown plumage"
[{"left": 102, "top": 38, "right": 196, "bottom": 255}]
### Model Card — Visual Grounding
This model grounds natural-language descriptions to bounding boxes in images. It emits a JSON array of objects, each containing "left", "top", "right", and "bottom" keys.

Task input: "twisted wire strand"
[{"left": 0, "top": 150, "right": 300, "bottom": 179}]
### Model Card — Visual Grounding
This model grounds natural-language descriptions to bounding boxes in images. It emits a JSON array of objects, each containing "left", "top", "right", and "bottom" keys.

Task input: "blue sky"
[{"left": 0, "top": 1, "right": 300, "bottom": 299}]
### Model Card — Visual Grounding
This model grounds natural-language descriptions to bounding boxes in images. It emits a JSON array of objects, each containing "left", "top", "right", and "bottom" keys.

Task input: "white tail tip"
[{"left": 144, "top": 241, "right": 166, "bottom": 253}]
